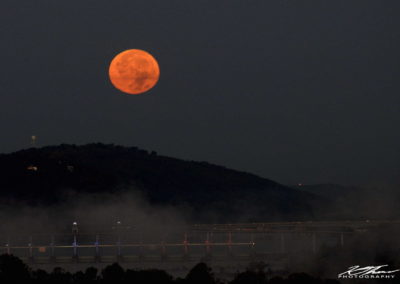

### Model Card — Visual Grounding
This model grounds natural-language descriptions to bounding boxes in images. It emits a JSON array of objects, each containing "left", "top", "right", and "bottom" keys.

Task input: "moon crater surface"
[{"left": 109, "top": 49, "right": 160, "bottom": 95}]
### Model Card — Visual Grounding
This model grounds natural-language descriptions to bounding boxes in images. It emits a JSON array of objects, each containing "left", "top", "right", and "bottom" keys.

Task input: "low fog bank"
[
  {"left": 0, "top": 189, "right": 188, "bottom": 238},
  {"left": 1, "top": 183, "right": 400, "bottom": 237},
  {"left": 297, "top": 184, "right": 400, "bottom": 220}
]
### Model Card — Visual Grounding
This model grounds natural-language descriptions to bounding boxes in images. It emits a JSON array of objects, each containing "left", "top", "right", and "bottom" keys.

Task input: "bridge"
[{"left": 0, "top": 220, "right": 397, "bottom": 274}]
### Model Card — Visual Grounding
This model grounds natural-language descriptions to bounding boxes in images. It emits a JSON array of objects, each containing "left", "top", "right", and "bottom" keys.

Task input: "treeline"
[{"left": 0, "top": 254, "right": 341, "bottom": 284}]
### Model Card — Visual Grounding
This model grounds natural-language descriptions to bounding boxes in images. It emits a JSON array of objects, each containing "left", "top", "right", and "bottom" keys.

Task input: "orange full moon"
[{"left": 109, "top": 49, "right": 160, "bottom": 95}]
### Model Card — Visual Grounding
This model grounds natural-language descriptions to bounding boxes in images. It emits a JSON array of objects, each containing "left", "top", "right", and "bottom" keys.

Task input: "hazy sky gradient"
[{"left": 1, "top": 1, "right": 399, "bottom": 187}]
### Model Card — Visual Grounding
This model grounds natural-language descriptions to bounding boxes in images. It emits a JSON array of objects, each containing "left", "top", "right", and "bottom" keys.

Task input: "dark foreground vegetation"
[{"left": 0, "top": 254, "right": 340, "bottom": 284}]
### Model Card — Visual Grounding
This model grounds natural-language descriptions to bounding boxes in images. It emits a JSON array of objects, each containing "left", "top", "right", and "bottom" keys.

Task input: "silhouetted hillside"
[
  {"left": 295, "top": 184, "right": 354, "bottom": 199},
  {"left": 0, "top": 143, "right": 321, "bottom": 222}
]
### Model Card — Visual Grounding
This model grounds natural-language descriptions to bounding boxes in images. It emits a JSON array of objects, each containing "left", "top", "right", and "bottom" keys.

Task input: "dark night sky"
[{"left": 0, "top": 1, "right": 399, "bottom": 187}]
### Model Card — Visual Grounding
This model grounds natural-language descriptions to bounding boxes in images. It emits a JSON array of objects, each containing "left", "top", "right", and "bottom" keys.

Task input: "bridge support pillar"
[
  {"left": 312, "top": 233, "right": 317, "bottom": 253},
  {"left": 95, "top": 234, "right": 100, "bottom": 263},
  {"left": 50, "top": 235, "right": 55, "bottom": 263},
  {"left": 227, "top": 232, "right": 233, "bottom": 256}
]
